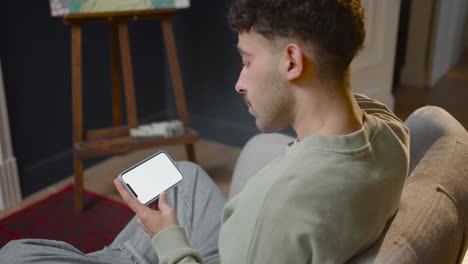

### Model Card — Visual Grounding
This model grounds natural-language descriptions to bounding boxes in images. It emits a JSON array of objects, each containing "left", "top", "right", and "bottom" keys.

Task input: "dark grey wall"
[
  {"left": 170, "top": 1, "right": 260, "bottom": 146},
  {"left": 0, "top": 1, "right": 266, "bottom": 198}
]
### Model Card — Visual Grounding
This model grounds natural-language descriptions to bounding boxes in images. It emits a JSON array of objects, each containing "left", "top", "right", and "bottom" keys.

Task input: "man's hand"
[{"left": 114, "top": 178, "right": 179, "bottom": 238}]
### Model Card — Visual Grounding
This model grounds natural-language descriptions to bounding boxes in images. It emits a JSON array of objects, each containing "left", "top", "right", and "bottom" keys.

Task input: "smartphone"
[{"left": 117, "top": 151, "right": 183, "bottom": 205}]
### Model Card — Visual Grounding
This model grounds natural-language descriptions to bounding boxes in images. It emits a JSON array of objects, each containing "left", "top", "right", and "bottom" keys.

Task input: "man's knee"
[
  {"left": 0, "top": 239, "right": 38, "bottom": 259},
  {"left": 1, "top": 239, "right": 34, "bottom": 251},
  {"left": 1, "top": 239, "right": 19, "bottom": 251},
  {"left": 0, "top": 239, "right": 86, "bottom": 263},
  {"left": 174, "top": 161, "right": 212, "bottom": 185},
  {"left": 173, "top": 160, "right": 224, "bottom": 199}
]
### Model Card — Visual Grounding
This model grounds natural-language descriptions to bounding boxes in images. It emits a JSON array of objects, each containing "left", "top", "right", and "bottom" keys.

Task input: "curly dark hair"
[{"left": 228, "top": 0, "right": 366, "bottom": 83}]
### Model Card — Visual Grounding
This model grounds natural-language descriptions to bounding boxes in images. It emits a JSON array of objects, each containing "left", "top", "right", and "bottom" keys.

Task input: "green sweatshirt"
[{"left": 152, "top": 94, "right": 410, "bottom": 264}]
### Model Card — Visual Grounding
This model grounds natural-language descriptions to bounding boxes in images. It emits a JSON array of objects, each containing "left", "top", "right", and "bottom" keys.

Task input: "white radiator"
[
  {"left": 0, "top": 157, "right": 21, "bottom": 210},
  {"left": 0, "top": 60, "right": 21, "bottom": 210}
]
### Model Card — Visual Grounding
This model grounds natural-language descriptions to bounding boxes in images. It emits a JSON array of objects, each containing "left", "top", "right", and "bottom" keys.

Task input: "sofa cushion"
[{"left": 348, "top": 135, "right": 468, "bottom": 264}]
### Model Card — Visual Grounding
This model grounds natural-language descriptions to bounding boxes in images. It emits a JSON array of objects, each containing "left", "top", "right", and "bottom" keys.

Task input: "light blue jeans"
[{"left": 0, "top": 161, "right": 226, "bottom": 264}]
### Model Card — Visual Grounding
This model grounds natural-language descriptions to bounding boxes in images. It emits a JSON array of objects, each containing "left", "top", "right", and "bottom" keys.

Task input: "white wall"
[
  {"left": 350, "top": 0, "right": 401, "bottom": 109},
  {"left": 0, "top": 57, "right": 21, "bottom": 211},
  {"left": 429, "top": 0, "right": 468, "bottom": 85},
  {"left": 0, "top": 60, "right": 5, "bottom": 210}
]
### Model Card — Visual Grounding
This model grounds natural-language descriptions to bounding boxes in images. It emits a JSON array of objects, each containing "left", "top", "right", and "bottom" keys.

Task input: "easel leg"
[
  {"left": 118, "top": 21, "right": 138, "bottom": 129},
  {"left": 110, "top": 22, "right": 123, "bottom": 127},
  {"left": 71, "top": 23, "right": 84, "bottom": 213},
  {"left": 185, "top": 143, "right": 197, "bottom": 163},
  {"left": 73, "top": 154, "right": 84, "bottom": 213}
]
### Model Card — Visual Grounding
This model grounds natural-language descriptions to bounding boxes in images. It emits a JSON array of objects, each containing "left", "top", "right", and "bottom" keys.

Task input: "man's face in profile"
[{"left": 235, "top": 30, "right": 293, "bottom": 133}]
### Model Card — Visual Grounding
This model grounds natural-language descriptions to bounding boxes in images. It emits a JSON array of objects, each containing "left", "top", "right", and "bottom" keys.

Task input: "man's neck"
[{"left": 291, "top": 85, "right": 364, "bottom": 141}]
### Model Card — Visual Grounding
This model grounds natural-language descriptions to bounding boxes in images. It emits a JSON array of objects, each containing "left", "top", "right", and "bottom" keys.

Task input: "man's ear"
[{"left": 283, "top": 44, "right": 304, "bottom": 81}]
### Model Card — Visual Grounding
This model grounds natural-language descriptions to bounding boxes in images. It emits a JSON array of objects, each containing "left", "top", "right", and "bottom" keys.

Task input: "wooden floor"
[{"left": 394, "top": 52, "right": 468, "bottom": 130}]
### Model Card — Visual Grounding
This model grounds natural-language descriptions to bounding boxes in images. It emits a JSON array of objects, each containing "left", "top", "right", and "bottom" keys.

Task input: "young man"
[{"left": 0, "top": 0, "right": 409, "bottom": 263}]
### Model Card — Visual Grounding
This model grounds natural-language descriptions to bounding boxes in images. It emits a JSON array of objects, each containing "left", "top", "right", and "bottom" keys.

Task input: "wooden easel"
[{"left": 64, "top": 9, "right": 198, "bottom": 213}]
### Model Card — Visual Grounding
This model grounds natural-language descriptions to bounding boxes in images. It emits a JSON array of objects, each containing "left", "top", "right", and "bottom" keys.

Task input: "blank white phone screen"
[{"left": 121, "top": 153, "right": 182, "bottom": 204}]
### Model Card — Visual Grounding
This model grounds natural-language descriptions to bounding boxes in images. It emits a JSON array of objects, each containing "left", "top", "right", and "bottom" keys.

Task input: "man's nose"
[
  {"left": 235, "top": 81, "right": 245, "bottom": 94},
  {"left": 235, "top": 69, "right": 246, "bottom": 94}
]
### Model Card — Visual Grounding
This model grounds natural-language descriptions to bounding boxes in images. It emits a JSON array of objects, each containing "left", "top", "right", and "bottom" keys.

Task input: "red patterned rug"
[{"left": 0, "top": 184, "right": 134, "bottom": 253}]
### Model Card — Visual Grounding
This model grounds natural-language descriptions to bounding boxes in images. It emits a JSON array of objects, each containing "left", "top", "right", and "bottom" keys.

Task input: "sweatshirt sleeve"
[
  {"left": 354, "top": 93, "right": 409, "bottom": 145},
  {"left": 152, "top": 225, "right": 203, "bottom": 264},
  {"left": 354, "top": 93, "right": 403, "bottom": 123}
]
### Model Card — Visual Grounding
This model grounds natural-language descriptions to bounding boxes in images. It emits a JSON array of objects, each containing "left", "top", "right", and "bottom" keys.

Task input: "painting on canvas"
[{"left": 50, "top": 0, "right": 190, "bottom": 16}]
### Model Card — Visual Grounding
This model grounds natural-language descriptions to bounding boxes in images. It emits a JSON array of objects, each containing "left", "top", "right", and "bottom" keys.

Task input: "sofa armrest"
[{"left": 348, "top": 135, "right": 468, "bottom": 264}]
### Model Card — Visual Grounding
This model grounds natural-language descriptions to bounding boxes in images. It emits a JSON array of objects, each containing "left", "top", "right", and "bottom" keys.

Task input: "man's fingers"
[
  {"left": 113, "top": 179, "right": 147, "bottom": 214},
  {"left": 158, "top": 192, "right": 170, "bottom": 210}
]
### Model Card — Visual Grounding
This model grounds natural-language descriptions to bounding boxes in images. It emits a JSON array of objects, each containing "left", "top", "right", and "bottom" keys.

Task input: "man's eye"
[{"left": 243, "top": 61, "right": 250, "bottom": 67}]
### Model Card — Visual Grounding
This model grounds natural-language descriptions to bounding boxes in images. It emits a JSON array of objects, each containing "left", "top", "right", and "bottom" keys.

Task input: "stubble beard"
[{"left": 255, "top": 70, "right": 293, "bottom": 133}]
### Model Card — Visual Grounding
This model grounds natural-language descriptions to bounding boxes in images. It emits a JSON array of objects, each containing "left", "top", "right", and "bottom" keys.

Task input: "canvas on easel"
[{"left": 49, "top": 0, "right": 190, "bottom": 16}]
